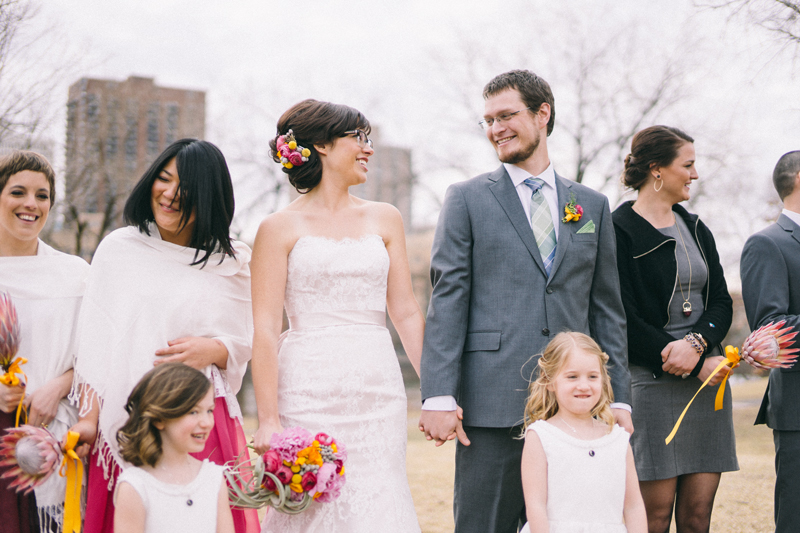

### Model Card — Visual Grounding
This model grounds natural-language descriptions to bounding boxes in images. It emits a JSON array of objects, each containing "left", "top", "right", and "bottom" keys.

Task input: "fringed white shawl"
[
  {"left": 72, "top": 224, "right": 252, "bottom": 482},
  {"left": 0, "top": 240, "right": 90, "bottom": 532}
]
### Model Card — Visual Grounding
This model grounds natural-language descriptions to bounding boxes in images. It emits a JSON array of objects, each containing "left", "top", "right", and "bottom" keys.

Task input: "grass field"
[
  {"left": 404, "top": 377, "right": 775, "bottom": 533},
  {"left": 245, "top": 377, "right": 775, "bottom": 532}
]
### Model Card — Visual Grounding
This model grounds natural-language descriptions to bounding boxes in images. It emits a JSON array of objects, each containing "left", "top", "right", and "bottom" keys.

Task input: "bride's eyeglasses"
[{"left": 343, "top": 129, "right": 374, "bottom": 149}]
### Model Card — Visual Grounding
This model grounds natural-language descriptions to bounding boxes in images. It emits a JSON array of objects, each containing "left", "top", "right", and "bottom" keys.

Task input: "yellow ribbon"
[
  {"left": 665, "top": 346, "right": 740, "bottom": 445},
  {"left": 0, "top": 357, "right": 28, "bottom": 427},
  {"left": 59, "top": 431, "right": 83, "bottom": 533}
]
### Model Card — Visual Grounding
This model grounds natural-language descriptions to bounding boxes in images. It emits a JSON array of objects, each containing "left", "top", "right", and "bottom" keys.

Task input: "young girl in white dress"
[
  {"left": 113, "top": 363, "right": 234, "bottom": 533},
  {"left": 520, "top": 332, "right": 647, "bottom": 533}
]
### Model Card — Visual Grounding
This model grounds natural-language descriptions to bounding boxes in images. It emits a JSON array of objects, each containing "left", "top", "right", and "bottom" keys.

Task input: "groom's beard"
[{"left": 498, "top": 131, "right": 540, "bottom": 166}]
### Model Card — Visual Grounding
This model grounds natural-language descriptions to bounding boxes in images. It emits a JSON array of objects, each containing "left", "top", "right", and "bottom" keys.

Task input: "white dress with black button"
[
  {"left": 520, "top": 420, "right": 629, "bottom": 533},
  {"left": 114, "top": 459, "right": 224, "bottom": 533}
]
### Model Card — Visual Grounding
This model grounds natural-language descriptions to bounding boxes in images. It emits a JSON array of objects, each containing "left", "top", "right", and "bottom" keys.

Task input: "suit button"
[
  {"left": 546, "top": 287, "right": 554, "bottom": 294},
  {"left": 542, "top": 328, "right": 550, "bottom": 336}
]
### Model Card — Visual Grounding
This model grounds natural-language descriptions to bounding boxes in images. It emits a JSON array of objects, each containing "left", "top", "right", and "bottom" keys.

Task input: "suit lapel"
[
  {"left": 548, "top": 175, "right": 572, "bottom": 277},
  {"left": 487, "top": 167, "right": 547, "bottom": 276},
  {"left": 778, "top": 214, "right": 800, "bottom": 246}
]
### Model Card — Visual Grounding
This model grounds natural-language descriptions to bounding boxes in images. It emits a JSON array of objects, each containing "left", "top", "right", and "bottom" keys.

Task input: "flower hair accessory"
[
  {"left": 562, "top": 193, "right": 583, "bottom": 223},
  {"left": 276, "top": 130, "right": 311, "bottom": 169}
]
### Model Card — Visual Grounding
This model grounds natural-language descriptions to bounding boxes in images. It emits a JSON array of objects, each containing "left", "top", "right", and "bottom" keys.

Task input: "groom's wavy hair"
[
  {"left": 523, "top": 332, "right": 615, "bottom": 433},
  {"left": 483, "top": 70, "right": 555, "bottom": 136},
  {"left": 117, "top": 363, "right": 212, "bottom": 467}
]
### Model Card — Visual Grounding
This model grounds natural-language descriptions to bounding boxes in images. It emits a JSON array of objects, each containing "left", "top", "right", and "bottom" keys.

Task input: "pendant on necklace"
[
  {"left": 682, "top": 301, "right": 692, "bottom": 317},
  {"left": 187, "top": 499, "right": 193, "bottom": 506},
  {"left": 589, "top": 450, "right": 595, "bottom": 457}
]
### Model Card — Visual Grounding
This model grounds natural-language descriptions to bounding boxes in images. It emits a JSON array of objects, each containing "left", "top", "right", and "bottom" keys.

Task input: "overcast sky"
[{"left": 23, "top": 0, "right": 800, "bottom": 281}]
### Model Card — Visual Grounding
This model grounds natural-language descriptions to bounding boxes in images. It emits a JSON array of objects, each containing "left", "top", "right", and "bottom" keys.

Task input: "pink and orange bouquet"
[{"left": 225, "top": 427, "right": 346, "bottom": 514}]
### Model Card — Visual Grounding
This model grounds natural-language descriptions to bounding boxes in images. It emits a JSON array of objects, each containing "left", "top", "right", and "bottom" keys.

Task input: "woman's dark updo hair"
[
  {"left": 269, "top": 99, "right": 370, "bottom": 193},
  {"left": 622, "top": 126, "right": 694, "bottom": 190}
]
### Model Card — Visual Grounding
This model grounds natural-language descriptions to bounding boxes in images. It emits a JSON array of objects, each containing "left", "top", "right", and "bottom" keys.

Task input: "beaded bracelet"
[{"left": 684, "top": 333, "right": 704, "bottom": 355}]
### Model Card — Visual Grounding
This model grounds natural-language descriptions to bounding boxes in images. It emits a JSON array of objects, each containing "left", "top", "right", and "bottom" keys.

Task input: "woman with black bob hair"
[
  {"left": 252, "top": 99, "right": 424, "bottom": 531},
  {"left": 613, "top": 126, "right": 736, "bottom": 533},
  {"left": 123, "top": 138, "right": 236, "bottom": 265},
  {"left": 70, "top": 139, "right": 258, "bottom": 533}
]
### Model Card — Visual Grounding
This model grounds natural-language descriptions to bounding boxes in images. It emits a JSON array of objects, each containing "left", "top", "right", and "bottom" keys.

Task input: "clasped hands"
[
  {"left": 661, "top": 338, "right": 731, "bottom": 386},
  {"left": 418, "top": 407, "right": 470, "bottom": 447}
]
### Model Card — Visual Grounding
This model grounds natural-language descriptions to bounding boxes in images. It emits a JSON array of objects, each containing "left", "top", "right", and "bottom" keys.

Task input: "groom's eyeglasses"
[
  {"left": 479, "top": 107, "right": 532, "bottom": 130},
  {"left": 343, "top": 129, "right": 374, "bottom": 149}
]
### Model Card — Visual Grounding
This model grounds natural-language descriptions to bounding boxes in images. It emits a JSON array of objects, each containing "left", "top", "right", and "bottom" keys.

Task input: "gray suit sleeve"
[
  {"left": 741, "top": 232, "right": 800, "bottom": 331},
  {"left": 588, "top": 197, "right": 631, "bottom": 404},
  {"left": 420, "top": 185, "right": 472, "bottom": 401}
]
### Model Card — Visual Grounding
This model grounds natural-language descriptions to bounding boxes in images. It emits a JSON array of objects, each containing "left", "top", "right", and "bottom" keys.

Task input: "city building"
[{"left": 61, "top": 76, "right": 205, "bottom": 256}]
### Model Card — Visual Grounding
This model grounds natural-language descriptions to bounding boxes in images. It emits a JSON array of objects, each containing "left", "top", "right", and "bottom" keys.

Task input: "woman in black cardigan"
[{"left": 613, "top": 126, "right": 736, "bottom": 533}]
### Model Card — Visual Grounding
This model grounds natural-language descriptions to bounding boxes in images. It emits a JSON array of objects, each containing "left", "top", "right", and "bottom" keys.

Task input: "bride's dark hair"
[{"left": 269, "top": 99, "right": 370, "bottom": 194}]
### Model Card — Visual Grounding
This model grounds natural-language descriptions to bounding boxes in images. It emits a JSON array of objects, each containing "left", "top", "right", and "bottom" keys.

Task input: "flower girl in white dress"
[
  {"left": 113, "top": 363, "right": 234, "bottom": 533},
  {"left": 520, "top": 332, "right": 647, "bottom": 533}
]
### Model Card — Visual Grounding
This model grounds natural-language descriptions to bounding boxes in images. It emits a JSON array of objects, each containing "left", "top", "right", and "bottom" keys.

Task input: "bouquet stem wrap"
[
  {"left": 59, "top": 431, "right": 83, "bottom": 533},
  {"left": 665, "top": 347, "right": 740, "bottom": 445}
]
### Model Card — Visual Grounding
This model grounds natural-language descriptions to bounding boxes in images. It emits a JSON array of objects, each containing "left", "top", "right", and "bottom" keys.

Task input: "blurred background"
[{"left": 3, "top": 0, "right": 799, "bottom": 411}]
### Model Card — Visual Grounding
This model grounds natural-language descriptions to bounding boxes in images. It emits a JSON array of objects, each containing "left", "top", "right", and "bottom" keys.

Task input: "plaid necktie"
[{"left": 524, "top": 177, "right": 557, "bottom": 276}]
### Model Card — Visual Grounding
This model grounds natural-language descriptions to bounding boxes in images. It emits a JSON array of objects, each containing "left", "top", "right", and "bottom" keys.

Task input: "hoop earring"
[{"left": 653, "top": 174, "right": 663, "bottom": 192}]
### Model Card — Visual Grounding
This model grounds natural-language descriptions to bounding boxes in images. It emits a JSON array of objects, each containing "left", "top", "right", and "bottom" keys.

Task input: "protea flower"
[
  {"left": 0, "top": 291, "right": 21, "bottom": 369},
  {"left": 741, "top": 320, "right": 800, "bottom": 370},
  {"left": 0, "top": 426, "right": 62, "bottom": 494}
]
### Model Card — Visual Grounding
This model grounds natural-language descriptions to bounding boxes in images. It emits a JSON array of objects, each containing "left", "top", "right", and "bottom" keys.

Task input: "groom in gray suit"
[
  {"left": 418, "top": 70, "right": 632, "bottom": 533},
  {"left": 741, "top": 151, "right": 800, "bottom": 533}
]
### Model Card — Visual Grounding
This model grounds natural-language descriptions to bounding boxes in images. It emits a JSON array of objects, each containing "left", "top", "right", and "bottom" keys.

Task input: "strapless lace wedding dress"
[{"left": 261, "top": 235, "right": 420, "bottom": 533}]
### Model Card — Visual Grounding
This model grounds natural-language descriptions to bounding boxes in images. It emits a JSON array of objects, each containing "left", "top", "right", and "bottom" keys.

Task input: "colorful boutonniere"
[{"left": 562, "top": 193, "right": 583, "bottom": 223}]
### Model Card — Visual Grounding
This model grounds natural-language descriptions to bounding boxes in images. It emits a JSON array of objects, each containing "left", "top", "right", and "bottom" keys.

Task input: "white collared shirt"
[
  {"left": 504, "top": 162, "right": 560, "bottom": 239},
  {"left": 782, "top": 208, "right": 800, "bottom": 228}
]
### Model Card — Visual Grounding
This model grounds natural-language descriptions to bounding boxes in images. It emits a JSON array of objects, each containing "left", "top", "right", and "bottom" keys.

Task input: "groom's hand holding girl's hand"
[{"left": 418, "top": 406, "right": 470, "bottom": 447}]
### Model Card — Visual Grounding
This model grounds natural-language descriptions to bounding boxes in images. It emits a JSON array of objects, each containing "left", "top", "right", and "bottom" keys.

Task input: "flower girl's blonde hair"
[{"left": 523, "top": 331, "right": 615, "bottom": 432}]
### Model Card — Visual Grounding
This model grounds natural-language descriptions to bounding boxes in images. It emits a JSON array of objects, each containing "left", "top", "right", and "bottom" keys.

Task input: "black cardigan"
[{"left": 612, "top": 201, "right": 733, "bottom": 377}]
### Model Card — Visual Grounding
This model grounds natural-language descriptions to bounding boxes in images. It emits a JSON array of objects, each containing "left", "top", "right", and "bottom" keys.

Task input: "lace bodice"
[{"left": 284, "top": 235, "right": 390, "bottom": 317}]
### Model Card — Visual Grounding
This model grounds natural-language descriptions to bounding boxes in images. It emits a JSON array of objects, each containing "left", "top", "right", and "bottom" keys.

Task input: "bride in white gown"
[{"left": 251, "top": 99, "right": 424, "bottom": 532}]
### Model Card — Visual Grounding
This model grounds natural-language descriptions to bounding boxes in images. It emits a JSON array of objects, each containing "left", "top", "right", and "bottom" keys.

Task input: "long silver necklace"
[
  {"left": 674, "top": 217, "right": 693, "bottom": 317},
  {"left": 557, "top": 417, "right": 597, "bottom": 457}
]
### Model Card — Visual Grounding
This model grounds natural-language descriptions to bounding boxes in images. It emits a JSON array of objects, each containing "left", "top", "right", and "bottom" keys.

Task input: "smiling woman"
[
  {"left": 613, "top": 126, "right": 736, "bottom": 533},
  {"left": 0, "top": 151, "right": 90, "bottom": 533},
  {"left": 69, "top": 139, "right": 259, "bottom": 533}
]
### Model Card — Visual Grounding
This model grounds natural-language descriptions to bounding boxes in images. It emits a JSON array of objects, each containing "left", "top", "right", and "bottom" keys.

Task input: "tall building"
[{"left": 62, "top": 76, "right": 205, "bottom": 255}]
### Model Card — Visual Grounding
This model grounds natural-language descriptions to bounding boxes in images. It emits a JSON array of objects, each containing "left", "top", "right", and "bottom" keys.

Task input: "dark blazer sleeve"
[
  {"left": 588, "top": 197, "right": 631, "bottom": 404},
  {"left": 689, "top": 221, "right": 733, "bottom": 349},
  {"left": 741, "top": 231, "right": 800, "bottom": 332},
  {"left": 420, "top": 184, "right": 473, "bottom": 401},
  {"left": 614, "top": 226, "right": 677, "bottom": 374}
]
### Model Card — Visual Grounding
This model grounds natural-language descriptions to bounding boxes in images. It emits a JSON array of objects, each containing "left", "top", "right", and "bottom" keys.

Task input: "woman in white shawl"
[
  {"left": 69, "top": 139, "right": 258, "bottom": 533},
  {"left": 0, "top": 151, "right": 90, "bottom": 533}
]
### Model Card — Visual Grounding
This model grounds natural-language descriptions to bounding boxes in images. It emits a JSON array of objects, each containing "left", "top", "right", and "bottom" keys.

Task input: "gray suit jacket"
[
  {"left": 420, "top": 166, "right": 631, "bottom": 428},
  {"left": 741, "top": 214, "right": 800, "bottom": 430}
]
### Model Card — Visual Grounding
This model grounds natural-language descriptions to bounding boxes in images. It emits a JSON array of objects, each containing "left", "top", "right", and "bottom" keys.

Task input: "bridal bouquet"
[{"left": 226, "top": 427, "right": 347, "bottom": 514}]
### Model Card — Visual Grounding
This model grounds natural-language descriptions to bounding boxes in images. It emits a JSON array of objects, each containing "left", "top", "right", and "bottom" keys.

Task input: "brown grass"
[
  {"left": 404, "top": 377, "right": 775, "bottom": 533},
  {"left": 245, "top": 377, "right": 774, "bottom": 532}
]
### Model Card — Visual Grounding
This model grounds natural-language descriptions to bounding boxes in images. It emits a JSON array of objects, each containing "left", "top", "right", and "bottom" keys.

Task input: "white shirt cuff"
[
  {"left": 421, "top": 395, "right": 458, "bottom": 411},
  {"left": 610, "top": 402, "right": 632, "bottom": 413}
]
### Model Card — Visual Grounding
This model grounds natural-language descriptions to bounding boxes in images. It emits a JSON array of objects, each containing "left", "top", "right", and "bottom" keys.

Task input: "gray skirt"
[{"left": 629, "top": 362, "right": 739, "bottom": 481}]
